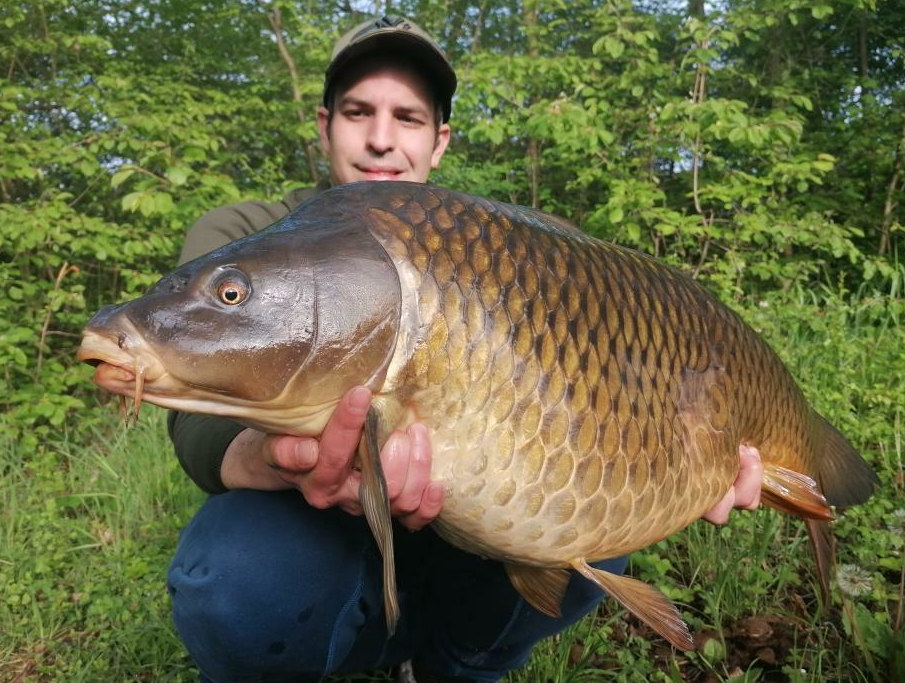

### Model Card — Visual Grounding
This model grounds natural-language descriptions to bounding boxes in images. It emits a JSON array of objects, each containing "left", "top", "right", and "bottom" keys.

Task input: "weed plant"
[{"left": 2, "top": 284, "right": 903, "bottom": 681}]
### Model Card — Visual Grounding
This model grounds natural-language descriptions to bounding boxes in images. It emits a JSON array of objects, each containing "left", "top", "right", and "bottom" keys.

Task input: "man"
[{"left": 167, "top": 16, "right": 763, "bottom": 683}]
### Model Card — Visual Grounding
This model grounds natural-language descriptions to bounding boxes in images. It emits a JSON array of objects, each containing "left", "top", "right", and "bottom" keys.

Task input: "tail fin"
[
  {"left": 812, "top": 414, "right": 879, "bottom": 508},
  {"left": 758, "top": 413, "right": 877, "bottom": 602},
  {"left": 806, "top": 518, "right": 836, "bottom": 602}
]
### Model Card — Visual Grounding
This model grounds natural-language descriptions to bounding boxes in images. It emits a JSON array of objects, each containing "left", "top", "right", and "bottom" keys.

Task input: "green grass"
[
  {"left": 2, "top": 284, "right": 903, "bottom": 682},
  {"left": 1, "top": 409, "right": 203, "bottom": 681}
]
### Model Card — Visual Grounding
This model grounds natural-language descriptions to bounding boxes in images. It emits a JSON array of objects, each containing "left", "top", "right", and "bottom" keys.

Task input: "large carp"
[{"left": 78, "top": 181, "right": 877, "bottom": 649}]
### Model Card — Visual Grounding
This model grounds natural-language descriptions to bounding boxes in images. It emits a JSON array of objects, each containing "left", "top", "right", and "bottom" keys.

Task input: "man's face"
[{"left": 318, "top": 63, "right": 451, "bottom": 185}]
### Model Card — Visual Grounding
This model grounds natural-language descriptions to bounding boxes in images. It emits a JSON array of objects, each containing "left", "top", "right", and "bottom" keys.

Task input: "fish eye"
[{"left": 214, "top": 274, "right": 249, "bottom": 306}]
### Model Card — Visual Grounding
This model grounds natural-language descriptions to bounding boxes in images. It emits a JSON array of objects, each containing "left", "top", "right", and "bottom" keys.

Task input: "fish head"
[{"left": 78, "top": 208, "right": 402, "bottom": 435}]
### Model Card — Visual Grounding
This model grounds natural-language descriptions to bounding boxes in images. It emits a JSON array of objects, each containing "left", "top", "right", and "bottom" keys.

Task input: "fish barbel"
[{"left": 77, "top": 181, "right": 878, "bottom": 649}]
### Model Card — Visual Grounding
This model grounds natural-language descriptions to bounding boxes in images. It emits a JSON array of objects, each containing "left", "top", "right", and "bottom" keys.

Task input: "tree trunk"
[
  {"left": 468, "top": 0, "right": 490, "bottom": 54},
  {"left": 265, "top": 5, "right": 321, "bottom": 185},
  {"left": 879, "top": 109, "right": 905, "bottom": 256},
  {"left": 857, "top": 11, "right": 869, "bottom": 81}
]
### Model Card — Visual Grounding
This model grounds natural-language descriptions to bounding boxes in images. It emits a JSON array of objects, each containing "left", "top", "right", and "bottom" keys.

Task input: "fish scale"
[
  {"left": 367, "top": 194, "right": 735, "bottom": 565},
  {"left": 78, "top": 181, "right": 878, "bottom": 650}
]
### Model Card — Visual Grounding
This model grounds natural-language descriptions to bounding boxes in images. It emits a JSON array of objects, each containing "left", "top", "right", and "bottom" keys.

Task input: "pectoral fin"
[
  {"left": 571, "top": 559, "right": 694, "bottom": 651},
  {"left": 505, "top": 564, "right": 571, "bottom": 618},
  {"left": 761, "top": 463, "right": 834, "bottom": 521},
  {"left": 357, "top": 407, "right": 399, "bottom": 634}
]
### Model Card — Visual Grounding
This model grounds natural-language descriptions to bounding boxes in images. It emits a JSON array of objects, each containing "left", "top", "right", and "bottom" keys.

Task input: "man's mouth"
[{"left": 356, "top": 166, "right": 403, "bottom": 180}]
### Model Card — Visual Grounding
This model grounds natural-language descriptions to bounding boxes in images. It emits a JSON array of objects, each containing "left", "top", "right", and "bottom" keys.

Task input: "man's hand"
[
  {"left": 220, "top": 386, "right": 444, "bottom": 531},
  {"left": 701, "top": 444, "right": 764, "bottom": 524}
]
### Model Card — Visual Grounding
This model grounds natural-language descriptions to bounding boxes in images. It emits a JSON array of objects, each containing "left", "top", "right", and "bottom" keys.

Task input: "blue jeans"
[{"left": 167, "top": 490, "right": 627, "bottom": 682}]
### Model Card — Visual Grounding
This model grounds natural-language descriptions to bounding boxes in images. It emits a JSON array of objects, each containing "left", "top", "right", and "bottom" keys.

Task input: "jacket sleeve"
[
  {"left": 167, "top": 411, "right": 245, "bottom": 494},
  {"left": 168, "top": 190, "right": 315, "bottom": 492},
  {"left": 178, "top": 186, "right": 319, "bottom": 264}
]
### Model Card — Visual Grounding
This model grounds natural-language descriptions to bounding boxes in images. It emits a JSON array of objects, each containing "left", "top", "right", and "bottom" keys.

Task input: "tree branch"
[{"left": 36, "top": 262, "right": 79, "bottom": 377}]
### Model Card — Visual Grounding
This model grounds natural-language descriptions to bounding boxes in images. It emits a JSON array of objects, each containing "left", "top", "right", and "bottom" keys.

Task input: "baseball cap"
[{"left": 323, "top": 15, "right": 457, "bottom": 122}]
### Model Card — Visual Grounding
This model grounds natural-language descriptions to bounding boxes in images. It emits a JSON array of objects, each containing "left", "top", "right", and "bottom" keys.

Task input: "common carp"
[{"left": 78, "top": 181, "right": 878, "bottom": 649}]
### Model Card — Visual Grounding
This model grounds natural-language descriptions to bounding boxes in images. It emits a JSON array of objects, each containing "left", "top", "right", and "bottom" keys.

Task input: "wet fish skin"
[
  {"left": 78, "top": 181, "right": 878, "bottom": 649},
  {"left": 364, "top": 186, "right": 836, "bottom": 562}
]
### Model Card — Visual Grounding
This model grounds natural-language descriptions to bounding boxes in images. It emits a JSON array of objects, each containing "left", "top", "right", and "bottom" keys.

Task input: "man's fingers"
[
  {"left": 381, "top": 431, "right": 411, "bottom": 501},
  {"left": 306, "top": 386, "right": 371, "bottom": 490},
  {"left": 270, "top": 435, "right": 319, "bottom": 472},
  {"left": 398, "top": 482, "right": 446, "bottom": 531},
  {"left": 702, "top": 489, "right": 734, "bottom": 525},
  {"left": 338, "top": 498, "right": 364, "bottom": 516},
  {"left": 279, "top": 392, "right": 444, "bottom": 524},
  {"left": 395, "top": 424, "right": 444, "bottom": 529},
  {"left": 734, "top": 445, "right": 764, "bottom": 510},
  {"left": 702, "top": 444, "right": 764, "bottom": 525},
  {"left": 390, "top": 423, "right": 432, "bottom": 514}
]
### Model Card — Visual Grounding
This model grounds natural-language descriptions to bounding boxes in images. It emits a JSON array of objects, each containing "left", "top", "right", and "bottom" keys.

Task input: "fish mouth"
[
  {"left": 77, "top": 327, "right": 341, "bottom": 434},
  {"left": 77, "top": 327, "right": 172, "bottom": 420}
]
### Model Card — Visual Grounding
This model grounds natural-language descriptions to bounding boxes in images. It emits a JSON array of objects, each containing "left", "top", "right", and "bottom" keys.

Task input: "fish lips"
[{"left": 77, "top": 329, "right": 168, "bottom": 399}]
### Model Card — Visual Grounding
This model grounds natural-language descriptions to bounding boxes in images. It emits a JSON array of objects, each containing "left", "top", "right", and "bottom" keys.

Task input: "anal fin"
[
  {"left": 357, "top": 407, "right": 399, "bottom": 634},
  {"left": 505, "top": 564, "right": 571, "bottom": 618},
  {"left": 571, "top": 558, "right": 694, "bottom": 651},
  {"left": 761, "top": 463, "right": 834, "bottom": 521}
]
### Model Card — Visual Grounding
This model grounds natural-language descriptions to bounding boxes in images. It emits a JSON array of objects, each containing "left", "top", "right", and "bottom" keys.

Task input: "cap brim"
[{"left": 324, "top": 32, "right": 456, "bottom": 121}]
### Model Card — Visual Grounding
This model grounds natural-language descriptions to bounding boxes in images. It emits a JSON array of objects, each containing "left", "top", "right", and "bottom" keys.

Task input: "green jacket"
[{"left": 168, "top": 183, "right": 327, "bottom": 493}]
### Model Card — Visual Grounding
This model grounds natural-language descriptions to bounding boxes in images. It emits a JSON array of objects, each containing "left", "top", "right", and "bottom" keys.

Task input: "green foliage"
[{"left": 452, "top": 0, "right": 883, "bottom": 296}]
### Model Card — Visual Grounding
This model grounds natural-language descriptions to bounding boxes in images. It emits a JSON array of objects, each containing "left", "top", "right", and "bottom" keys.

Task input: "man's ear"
[
  {"left": 317, "top": 106, "right": 331, "bottom": 155},
  {"left": 431, "top": 123, "right": 451, "bottom": 169}
]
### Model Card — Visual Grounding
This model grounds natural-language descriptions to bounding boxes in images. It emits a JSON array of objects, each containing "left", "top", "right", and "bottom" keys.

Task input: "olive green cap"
[{"left": 323, "top": 15, "right": 457, "bottom": 122}]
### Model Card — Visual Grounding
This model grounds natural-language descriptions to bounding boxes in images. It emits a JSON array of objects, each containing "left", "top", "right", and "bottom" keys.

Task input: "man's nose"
[{"left": 367, "top": 113, "right": 395, "bottom": 154}]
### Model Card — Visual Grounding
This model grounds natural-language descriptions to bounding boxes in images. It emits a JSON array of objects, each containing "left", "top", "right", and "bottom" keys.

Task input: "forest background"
[{"left": 1, "top": 0, "right": 904, "bottom": 681}]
